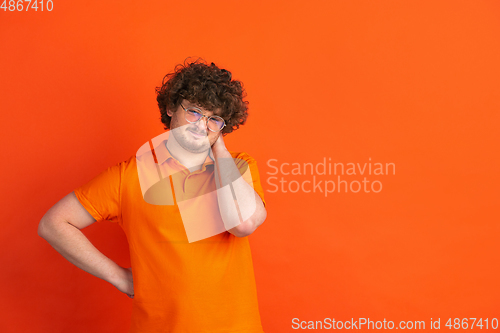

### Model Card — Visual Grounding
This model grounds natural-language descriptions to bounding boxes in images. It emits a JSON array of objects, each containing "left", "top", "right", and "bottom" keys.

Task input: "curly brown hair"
[{"left": 156, "top": 59, "right": 249, "bottom": 135}]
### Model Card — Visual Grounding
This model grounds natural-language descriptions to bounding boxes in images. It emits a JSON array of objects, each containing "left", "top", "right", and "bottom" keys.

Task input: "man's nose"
[{"left": 194, "top": 116, "right": 208, "bottom": 133}]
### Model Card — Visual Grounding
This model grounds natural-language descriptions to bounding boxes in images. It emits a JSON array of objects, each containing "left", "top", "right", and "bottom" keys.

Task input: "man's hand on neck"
[{"left": 210, "top": 133, "right": 229, "bottom": 161}]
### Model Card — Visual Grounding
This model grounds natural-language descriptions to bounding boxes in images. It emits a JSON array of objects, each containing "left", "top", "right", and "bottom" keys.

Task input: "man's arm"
[
  {"left": 211, "top": 136, "right": 267, "bottom": 237},
  {"left": 38, "top": 192, "right": 134, "bottom": 298}
]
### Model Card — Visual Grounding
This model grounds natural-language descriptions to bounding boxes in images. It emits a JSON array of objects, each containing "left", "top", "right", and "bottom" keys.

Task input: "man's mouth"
[{"left": 188, "top": 129, "right": 207, "bottom": 138}]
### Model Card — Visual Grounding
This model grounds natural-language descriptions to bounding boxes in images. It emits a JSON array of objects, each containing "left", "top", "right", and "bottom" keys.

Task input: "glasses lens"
[
  {"left": 185, "top": 109, "right": 202, "bottom": 123},
  {"left": 208, "top": 116, "right": 225, "bottom": 131}
]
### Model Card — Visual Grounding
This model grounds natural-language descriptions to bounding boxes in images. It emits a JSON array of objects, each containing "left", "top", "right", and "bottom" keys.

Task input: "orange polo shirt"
[{"left": 74, "top": 137, "right": 266, "bottom": 333}]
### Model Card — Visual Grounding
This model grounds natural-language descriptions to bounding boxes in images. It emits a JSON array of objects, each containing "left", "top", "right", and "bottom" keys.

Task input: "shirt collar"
[{"left": 153, "top": 139, "right": 214, "bottom": 172}]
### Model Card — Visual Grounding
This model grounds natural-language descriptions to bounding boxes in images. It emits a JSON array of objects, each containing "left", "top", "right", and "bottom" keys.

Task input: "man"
[{"left": 38, "top": 60, "right": 267, "bottom": 332}]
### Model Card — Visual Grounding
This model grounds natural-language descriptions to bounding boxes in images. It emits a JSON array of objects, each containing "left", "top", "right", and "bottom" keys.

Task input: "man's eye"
[
  {"left": 187, "top": 110, "right": 201, "bottom": 117},
  {"left": 209, "top": 118, "right": 224, "bottom": 127}
]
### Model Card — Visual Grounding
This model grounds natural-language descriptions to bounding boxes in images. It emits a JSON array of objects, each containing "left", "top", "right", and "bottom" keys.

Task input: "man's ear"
[{"left": 166, "top": 108, "right": 173, "bottom": 117}]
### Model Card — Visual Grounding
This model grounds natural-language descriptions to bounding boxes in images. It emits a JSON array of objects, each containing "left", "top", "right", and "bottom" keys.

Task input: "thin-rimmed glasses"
[{"left": 180, "top": 104, "right": 226, "bottom": 132}]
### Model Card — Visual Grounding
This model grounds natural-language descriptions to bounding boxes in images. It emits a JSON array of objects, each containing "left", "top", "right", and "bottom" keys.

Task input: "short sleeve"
[
  {"left": 74, "top": 161, "right": 124, "bottom": 224},
  {"left": 233, "top": 152, "right": 267, "bottom": 208}
]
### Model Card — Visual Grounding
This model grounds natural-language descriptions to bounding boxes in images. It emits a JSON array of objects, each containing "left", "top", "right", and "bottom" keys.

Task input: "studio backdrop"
[{"left": 1, "top": 1, "right": 499, "bottom": 332}]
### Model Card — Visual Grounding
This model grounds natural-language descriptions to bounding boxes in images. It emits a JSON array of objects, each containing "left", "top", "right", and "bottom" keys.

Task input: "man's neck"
[{"left": 165, "top": 133, "right": 209, "bottom": 172}]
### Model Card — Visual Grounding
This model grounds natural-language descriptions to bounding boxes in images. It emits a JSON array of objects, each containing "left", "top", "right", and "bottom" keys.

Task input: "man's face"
[{"left": 168, "top": 99, "right": 222, "bottom": 153}]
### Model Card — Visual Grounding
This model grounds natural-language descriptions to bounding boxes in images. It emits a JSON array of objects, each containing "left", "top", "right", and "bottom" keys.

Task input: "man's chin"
[
  {"left": 181, "top": 139, "right": 210, "bottom": 154},
  {"left": 185, "top": 145, "right": 210, "bottom": 154}
]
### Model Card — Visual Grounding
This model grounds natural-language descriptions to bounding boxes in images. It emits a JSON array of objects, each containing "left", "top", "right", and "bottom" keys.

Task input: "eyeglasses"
[{"left": 180, "top": 104, "right": 226, "bottom": 132}]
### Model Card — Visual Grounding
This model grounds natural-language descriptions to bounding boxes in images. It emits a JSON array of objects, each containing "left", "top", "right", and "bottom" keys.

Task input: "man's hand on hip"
[{"left": 111, "top": 266, "right": 134, "bottom": 299}]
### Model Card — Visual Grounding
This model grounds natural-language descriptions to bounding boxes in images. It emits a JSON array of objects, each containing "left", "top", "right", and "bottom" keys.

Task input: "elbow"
[
  {"left": 229, "top": 210, "right": 267, "bottom": 238},
  {"left": 38, "top": 216, "right": 49, "bottom": 239},
  {"left": 233, "top": 223, "right": 255, "bottom": 238},
  {"left": 38, "top": 214, "right": 58, "bottom": 240},
  {"left": 228, "top": 224, "right": 253, "bottom": 238}
]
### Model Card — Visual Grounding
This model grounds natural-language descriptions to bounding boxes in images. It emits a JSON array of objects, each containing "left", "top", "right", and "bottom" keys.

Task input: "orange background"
[{"left": 1, "top": 1, "right": 499, "bottom": 332}]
